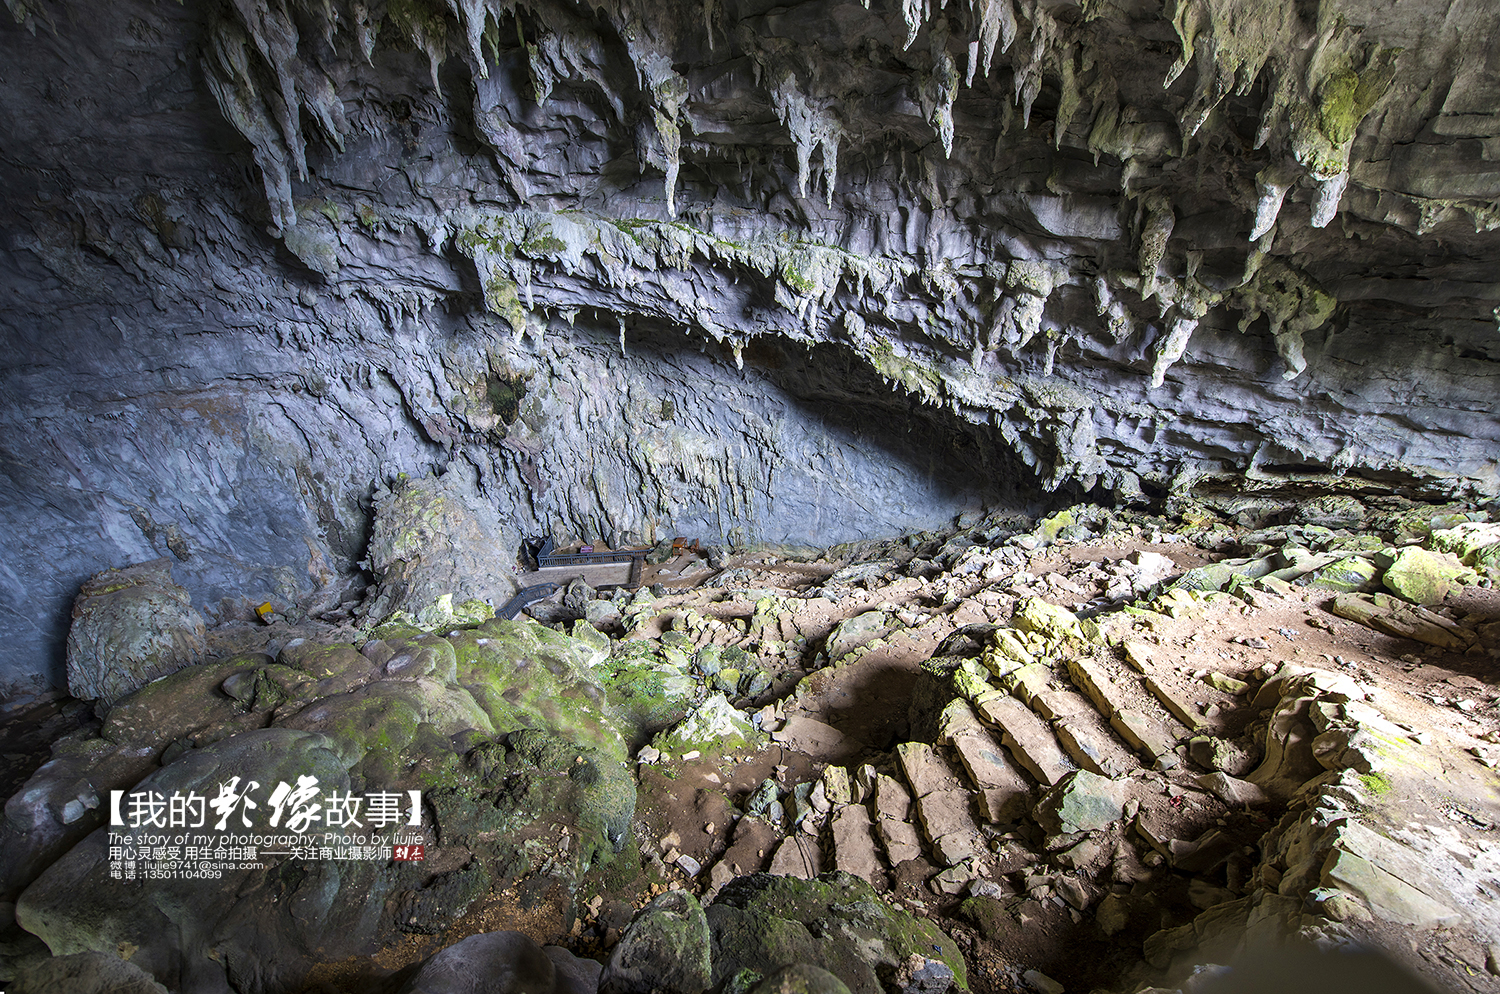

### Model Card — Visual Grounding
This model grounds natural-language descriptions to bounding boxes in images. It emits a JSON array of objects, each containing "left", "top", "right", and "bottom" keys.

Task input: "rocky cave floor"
[{"left": 3, "top": 499, "right": 1500, "bottom": 994}]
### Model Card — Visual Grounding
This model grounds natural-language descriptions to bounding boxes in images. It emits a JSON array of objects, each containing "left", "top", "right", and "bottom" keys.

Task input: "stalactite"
[
  {"left": 1309, "top": 170, "right": 1348, "bottom": 228},
  {"left": 1233, "top": 259, "right": 1337, "bottom": 380},
  {"left": 1137, "top": 193, "right": 1175, "bottom": 301},
  {"left": 1249, "top": 163, "right": 1297, "bottom": 240},
  {"left": 902, "top": 0, "right": 925, "bottom": 50},
  {"left": 768, "top": 72, "right": 842, "bottom": 203},
  {"left": 1054, "top": 47, "right": 1079, "bottom": 149},
  {"left": 972, "top": 0, "right": 1016, "bottom": 80},
  {"left": 929, "top": 23, "right": 960, "bottom": 159}
]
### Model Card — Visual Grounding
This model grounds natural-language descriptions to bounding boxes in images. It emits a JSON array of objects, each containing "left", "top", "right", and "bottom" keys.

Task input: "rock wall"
[{"left": 2, "top": 0, "right": 1498, "bottom": 691}]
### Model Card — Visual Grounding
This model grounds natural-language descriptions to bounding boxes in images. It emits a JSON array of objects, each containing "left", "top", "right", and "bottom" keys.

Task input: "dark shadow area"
[
  {"left": 744, "top": 336, "right": 1078, "bottom": 517},
  {"left": 591, "top": 316, "right": 1078, "bottom": 533}
]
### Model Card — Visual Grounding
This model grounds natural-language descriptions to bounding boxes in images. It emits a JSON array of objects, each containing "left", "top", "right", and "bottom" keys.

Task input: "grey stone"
[
  {"left": 830, "top": 804, "right": 883, "bottom": 880},
  {"left": 600, "top": 890, "right": 712, "bottom": 994},
  {"left": 1033, "top": 770, "right": 1127, "bottom": 836},
  {"left": 768, "top": 836, "right": 823, "bottom": 879},
  {"left": 1023, "top": 969, "right": 1064, "bottom": 994},
  {"left": 14, "top": 952, "right": 169, "bottom": 994},
  {"left": 395, "top": 931, "right": 563, "bottom": 994},
  {"left": 64, "top": 559, "right": 205, "bottom": 705}
]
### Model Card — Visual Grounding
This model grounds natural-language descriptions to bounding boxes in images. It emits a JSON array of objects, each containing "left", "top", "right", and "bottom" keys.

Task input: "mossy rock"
[
  {"left": 1296, "top": 555, "right": 1380, "bottom": 593},
  {"left": 379, "top": 633, "right": 459, "bottom": 683},
  {"left": 597, "top": 645, "right": 698, "bottom": 751},
  {"left": 14, "top": 728, "right": 397, "bottom": 993},
  {"left": 749, "top": 965, "right": 854, "bottom": 994},
  {"left": 100, "top": 654, "right": 270, "bottom": 751},
  {"left": 1382, "top": 546, "right": 1476, "bottom": 606},
  {"left": 601, "top": 890, "right": 712, "bottom": 994},
  {"left": 276, "top": 681, "right": 426, "bottom": 771},
  {"left": 707, "top": 873, "right": 967, "bottom": 994},
  {"left": 1011, "top": 597, "right": 1082, "bottom": 643},
  {"left": 653, "top": 694, "right": 761, "bottom": 756},
  {"left": 434, "top": 728, "right": 636, "bottom": 868},
  {"left": 448, "top": 618, "right": 625, "bottom": 760},
  {"left": 391, "top": 859, "right": 491, "bottom": 935},
  {"left": 65, "top": 559, "right": 207, "bottom": 706},
  {"left": 1034, "top": 509, "right": 1076, "bottom": 543},
  {"left": 276, "top": 641, "right": 376, "bottom": 695},
  {"left": 1430, "top": 522, "right": 1500, "bottom": 581}
]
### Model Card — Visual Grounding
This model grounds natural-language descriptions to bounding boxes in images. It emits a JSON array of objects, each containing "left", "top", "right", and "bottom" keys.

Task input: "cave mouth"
[{"left": 2, "top": 0, "right": 1499, "bottom": 986}]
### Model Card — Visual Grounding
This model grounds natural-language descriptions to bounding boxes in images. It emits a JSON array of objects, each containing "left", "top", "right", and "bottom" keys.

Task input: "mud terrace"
[{"left": 2, "top": 496, "right": 1498, "bottom": 994}]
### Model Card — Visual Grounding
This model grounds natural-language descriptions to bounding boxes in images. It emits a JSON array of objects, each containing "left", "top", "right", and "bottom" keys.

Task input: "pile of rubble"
[{"left": 601, "top": 500, "right": 1499, "bottom": 993}]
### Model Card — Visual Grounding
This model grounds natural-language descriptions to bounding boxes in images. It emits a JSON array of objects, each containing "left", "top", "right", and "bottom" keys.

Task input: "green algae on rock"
[{"left": 706, "top": 872, "right": 967, "bottom": 994}]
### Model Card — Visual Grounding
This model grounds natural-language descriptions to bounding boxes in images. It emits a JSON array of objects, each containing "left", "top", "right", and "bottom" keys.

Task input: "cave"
[{"left": 1, "top": 0, "right": 1498, "bottom": 992}]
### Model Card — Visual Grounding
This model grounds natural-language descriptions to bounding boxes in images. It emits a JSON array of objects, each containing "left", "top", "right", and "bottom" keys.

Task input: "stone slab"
[
  {"left": 873, "top": 773, "right": 914, "bottom": 821},
  {"left": 878, "top": 816, "right": 924, "bottom": 865},
  {"left": 897, "top": 741, "right": 959, "bottom": 798},
  {"left": 978, "top": 786, "right": 1031, "bottom": 824},
  {"left": 1322, "top": 849, "right": 1460, "bottom": 928},
  {"left": 1195, "top": 772, "right": 1270, "bottom": 806},
  {"left": 1031, "top": 688, "right": 1090, "bottom": 721},
  {"left": 1054, "top": 715, "right": 1134, "bottom": 777},
  {"left": 937, "top": 698, "right": 988, "bottom": 742},
  {"left": 1123, "top": 640, "right": 1158, "bottom": 673},
  {"left": 933, "top": 832, "right": 977, "bottom": 867},
  {"left": 1065, "top": 657, "right": 1129, "bottom": 718},
  {"left": 977, "top": 694, "right": 1071, "bottom": 786},
  {"left": 1144, "top": 675, "right": 1208, "bottom": 732},
  {"left": 1334, "top": 821, "right": 1454, "bottom": 908},
  {"left": 1110, "top": 709, "right": 1177, "bottom": 765},
  {"left": 999, "top": 662, "right": 1051, "bottom": 705},
  {"left": 951, "top": 730, "right": 1030, "bottom": 791},
  {"left": 767, "top": 835, "right": 823, "bottom": 879},
  {"left": 772, "top": 714, "right": 850, "bottom": 761},
  {"left": 831, "top": 804, "right": 883, "bottom": 879},
  {"left": 914, "top": 789, "right": 980, "bottom": 845}
]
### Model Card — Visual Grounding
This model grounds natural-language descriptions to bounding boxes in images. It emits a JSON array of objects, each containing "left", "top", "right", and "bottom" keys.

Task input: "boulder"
[
  {"left": 822, "top": 610, "right": 892, "bottom": 662},
  {"left": 16, "top": 728, "right": 366, "bottom": 994},
  {"left": 1430, "top": 522, "right": 1500, "bottom": 581},
  {"left": 1295, "top": 556, "right": 1380, "bottom": 593},
  {"left": 1292, "top": 496, "right": 1366, "bottom": 529},
  {"left": 707, "top": 873, "right": 965, "bottom": 994},
  {"left": 1033, "top": 770, "right": 1126, "bottom": 836},
  {"left": 13, "top": 951, "right": 169, "bottom": 994},
  {"left": 600, "top": 890, "right": 712, "bottom": 994},
  {"left": 395, "top": 930, "right": 601, "bottom": 994},
  {"left": 1011, "top": 598, "right": 1083, "bottom": 643},
  {"left": 655, "top": 694, "right": 762, "bottom": 756},
  {"left": 364, "top": 470, "right": 520, "bottom": 628},
  {"left": 1381, "top": 547, "right": 1476, "bottom": 606},
  {"left": 65, "top": 559, "right": 205, "bottom": 705}
]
